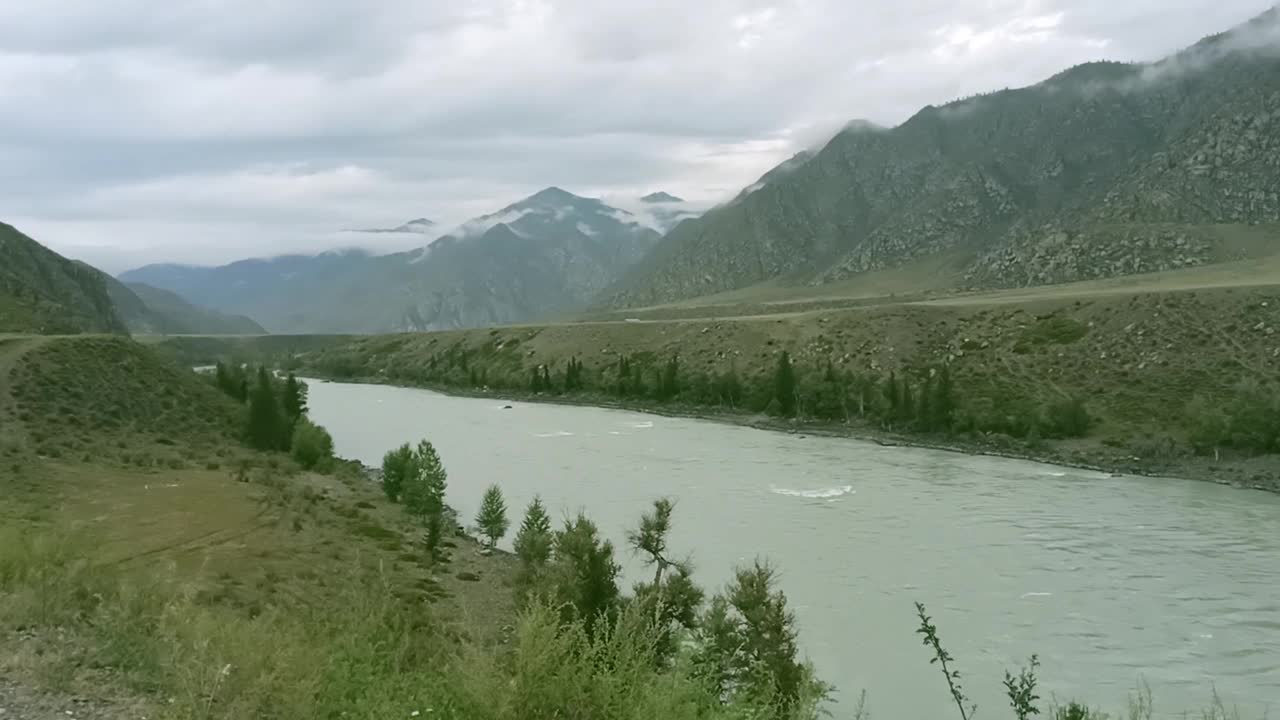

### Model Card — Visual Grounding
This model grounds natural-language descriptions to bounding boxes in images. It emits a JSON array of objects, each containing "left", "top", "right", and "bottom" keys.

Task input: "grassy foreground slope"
[
  {"left": 303, "top": 277, "right": 1280, "bottom": 491},
  {"left": 1, "top": 335, "right": 524, "bottom": 718}
]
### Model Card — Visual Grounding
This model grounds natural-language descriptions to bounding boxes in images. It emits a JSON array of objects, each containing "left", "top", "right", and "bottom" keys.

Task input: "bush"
[
  {"left": 291, "top": 419, "right": 335, "bottom": 470},
  {"left": 1046, "top": 396, "right": 1092, "bottom": 438}
]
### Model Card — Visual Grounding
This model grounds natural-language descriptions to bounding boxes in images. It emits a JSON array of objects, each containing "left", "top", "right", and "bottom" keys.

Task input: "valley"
[{"left": 4, "top": 7, "right": 1280, "bottom": 719}]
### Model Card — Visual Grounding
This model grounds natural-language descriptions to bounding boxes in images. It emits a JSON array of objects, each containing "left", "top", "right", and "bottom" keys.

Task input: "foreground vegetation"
[{"left": 3, "top": 462, "right": 1260, "bottom": 720}]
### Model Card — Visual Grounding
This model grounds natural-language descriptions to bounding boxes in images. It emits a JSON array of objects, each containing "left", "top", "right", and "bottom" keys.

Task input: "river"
[{"left": 306, "top": 379, "right": 1280, "bottom": 718}]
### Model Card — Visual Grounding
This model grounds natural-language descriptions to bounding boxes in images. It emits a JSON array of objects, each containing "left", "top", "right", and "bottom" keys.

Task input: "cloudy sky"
[{"left": 2, "top": 0, "right": 1273, "bottom": 272}]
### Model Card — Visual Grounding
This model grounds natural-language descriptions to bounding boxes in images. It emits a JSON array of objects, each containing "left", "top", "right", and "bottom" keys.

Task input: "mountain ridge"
[{"left": 604, "top": 9, "right": 1280, "bottom": 308}]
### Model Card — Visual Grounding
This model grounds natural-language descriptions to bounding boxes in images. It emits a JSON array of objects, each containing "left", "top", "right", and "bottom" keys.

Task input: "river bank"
[{"left": 302, "top": 371, "right": 1280, "bottom": 494}]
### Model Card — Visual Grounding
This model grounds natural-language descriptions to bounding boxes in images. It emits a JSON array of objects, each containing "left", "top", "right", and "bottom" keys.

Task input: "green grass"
[{"left": 6, "top": 336, "right": 244, "bottom": 465}]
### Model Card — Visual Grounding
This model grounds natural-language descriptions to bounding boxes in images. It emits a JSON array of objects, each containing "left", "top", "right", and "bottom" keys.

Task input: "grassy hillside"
[
  {"left": 143, "top": 333, "right": 357, "bottom": 367},
  {"left": 2, "top": 335, "right": 243, "bottom": 466},
  {"left": 0, "top": 223, "right": 127, "bottom": 334},
  {"left": 303, "top": 280, "right": 1280, "bottom": 491},
  {"left": 111, "top": 279, "right": 267, "bottom": 335}
]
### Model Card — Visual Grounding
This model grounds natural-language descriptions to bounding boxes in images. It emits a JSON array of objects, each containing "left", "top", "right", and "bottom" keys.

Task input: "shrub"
[{"left": 290, "top": 420, "right": 335, "bottom": 470}]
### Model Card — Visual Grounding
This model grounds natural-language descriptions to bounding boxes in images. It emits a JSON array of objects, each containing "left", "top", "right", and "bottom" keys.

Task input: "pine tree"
[
  {"left": 883, "top": 371, "right": 900, "bottom": 424},
  {"left": 214, "top": 361, "right": 230, "bottom": 397},
  {"left": 380, "top": 443, "right": 415, "bottom": 502},
  {"left": 542, "top": 366, "right": 552, "bottom": 394},
  {"left": 901, "top": 377, "right": 915, "bottom": 424},
  {"left": 548, "top": 513, "right": 621, "bottom": 637},
  {"left": 404, "top": 440, "right": 447, "bottom": 524},
  {"left": 530, "top": 366, "right": 544, "bottom": 393},
  {"left": 513, "top": 496, "right": 554, "bottom": 598},
  {"left": 424, "top": 512, "right": 444, "bottom": 564},
  {"left": 628, "top": 499, "right": 704, "bottom": 666},
  {"left": 247, "top": 366, "right": 286, "bottom": 451},
  {"left": 693, "top": 561, "right": 819, "bottom": 713},
  {"left": 514, "top": 496, "right": 553, "bottom": 568},
  {"left": 933, "top": 365, "right": 956, "bottom": 432},
  {"left": 281, "top": 373, "right": 307, "bottom": 425},
  {"left": 774, "top": 351, "right": 796, "bottom": 417},
  {"left": 660, "top": 355, "right": 680, "bottom": 400},
  {"left": 475, "top": 484, "right": 509, "bottom": 550},
  {"left": 918, "top": 373, "right": 934, "bottom": 430},
  {"left": 724, "top": 362, "right": 742, "bottom": 408}
]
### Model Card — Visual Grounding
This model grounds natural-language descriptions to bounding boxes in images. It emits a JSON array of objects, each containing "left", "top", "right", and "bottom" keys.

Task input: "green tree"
[
  {"left": 475, "top": 484, "right": 510, "bottom": 550},
  {"left": 548, "top": 513, "right": 621, "bottom": 637},
  {"left": 380, "top": 443, "right": 415, "bottom": 502},
  {"left": 883, "top": 371, "right": 900, "bottom": 425},
  {"left": 693, "top": 560, "right": 821, "bottom": 715},
  {"left": 932, "top": 365, "right": 956, "bottom": 432},
  {"left": 513, "top": 496, "right": 554, "bottom": 599},
  {"left": 918, "top": 373, "right": 934, "bottom": 430},
  {"left": 716, "top": 362, "right": 743, "bottom": 408},
  {"left": 659, "top": 355, "right": 680, "bottom": 400},
  {"left": 628, "top": 499, "right": 704, "bottom": 665},
  {"left": 404, "top": 440, "right": 448, "bottom": 525},
  {"left": 773, "top": 351, "right": 796, "bottom": 417},
  {"left": 247, "top": 366, "right": 287, "bottom": 451},
  {"left": 281, "top": 373, "right": 307, "bottom": 425},
  {"left": 290, "top": 419, "right": 334, "bottom": 470}
]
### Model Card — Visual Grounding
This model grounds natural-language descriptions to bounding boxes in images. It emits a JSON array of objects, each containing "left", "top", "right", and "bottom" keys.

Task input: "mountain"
[
  {"left": 350, "top": 218, "right": 437, "bottom": 234},
  {"left": 0, "top": 222, "right": 127, "bottom": 334},
  {"left": 122, "top": 188, "right": 661, "bottom": 333},
  {"left": 118, "top": 281, "right": 265, "bottom": 335},
  {"left": 119, "top": 250, "right": 374, "bottom": 331},
  {"left": 642, "top": 192, "right": 685, "bottom": 203},
  {"left": 606, "top": 9, "right": 1280, "bottom": 307}
]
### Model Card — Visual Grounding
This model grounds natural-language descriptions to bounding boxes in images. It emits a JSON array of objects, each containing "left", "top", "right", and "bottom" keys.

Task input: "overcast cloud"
[{"left": 1, "top": 0, "right": 1273, "bottom": 271}]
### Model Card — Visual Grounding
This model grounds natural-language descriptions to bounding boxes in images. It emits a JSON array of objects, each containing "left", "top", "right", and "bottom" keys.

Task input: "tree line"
[
  {"left": 212, "top": 362, "right": 334, "bottom": 469},
  {"left": 328, "top": 346, "right": 1093, "bottom": 442}
]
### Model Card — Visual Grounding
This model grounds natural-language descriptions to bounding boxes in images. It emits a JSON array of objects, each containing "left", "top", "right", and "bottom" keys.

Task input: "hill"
[
  {"left": 1, "top": 335, "right": 244, "bottom": 464},
  {"left": 118, "top": 249, "right": 374, "bottom": 328},
  {"left": 605, "top": 9, "right": 1280, "bottom": 308},
  {"left": 122, "top": 188, "right": 662, "bottom": 333},
  {"left": 0, "top": 222, "right": 127, "bottom": 334},
  {"left": 121, "top": 282, "right": 266, "bottom": 335}
]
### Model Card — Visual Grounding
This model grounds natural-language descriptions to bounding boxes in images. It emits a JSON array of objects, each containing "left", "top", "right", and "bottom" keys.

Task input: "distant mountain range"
[
  {"left": 121, "top": 188, "right": 668, "bottom": 333},
  {"left": 605, "top": 8, "right": 1280, "bottom": 307}
]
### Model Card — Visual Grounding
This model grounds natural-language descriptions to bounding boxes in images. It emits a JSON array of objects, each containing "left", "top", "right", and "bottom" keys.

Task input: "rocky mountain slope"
[
  {"left": 0, "top": 222, "right": 127, "bottom": 334},
  {"left": 606, "top": 9, "right": 1280, "bottom": 308},
  {"left": 111, "top": 280, "right": 266, "bottom": 335},
  {"left": 123, "top": 188, "right": 661, "bottom": 333}
]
